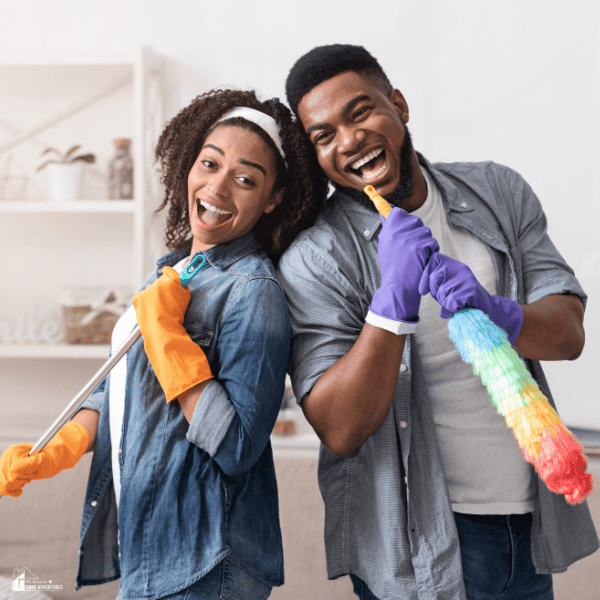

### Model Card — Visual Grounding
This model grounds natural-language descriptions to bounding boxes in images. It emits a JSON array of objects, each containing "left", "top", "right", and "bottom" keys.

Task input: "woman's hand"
[
  {"left": 134, "top": 266, "right": 190, "bottom": 326},
  {"left": 0, "top": 421, "right": 89, "bottom": 497},
  {"left": 133, "top": 266, "right": 213, "bottom": 403}
]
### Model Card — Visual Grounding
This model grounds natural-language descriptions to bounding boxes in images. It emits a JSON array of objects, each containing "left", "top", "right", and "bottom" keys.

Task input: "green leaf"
[
  {"left": 65, "top": 145, "right": 82, "bottom": 158},
  {"left": 71, "top": 154, "right": 96, "bottom": 164}
]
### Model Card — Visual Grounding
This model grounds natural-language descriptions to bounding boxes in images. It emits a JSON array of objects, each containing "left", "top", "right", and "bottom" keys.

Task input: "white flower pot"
[{"left": 46, "top": 162, "right": 83, "bottom": 201}]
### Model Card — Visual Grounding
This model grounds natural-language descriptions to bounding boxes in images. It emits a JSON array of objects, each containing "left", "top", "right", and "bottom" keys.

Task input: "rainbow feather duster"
[
  {"left": 364, "top": 185, "right": 593, "bottom": 505},
  {"left": 448, "top": 309, "right": 592, "bottom": 505}
]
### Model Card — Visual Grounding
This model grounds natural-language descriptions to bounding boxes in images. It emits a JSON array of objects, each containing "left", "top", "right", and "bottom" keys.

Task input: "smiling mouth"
[
  {"left": 347, "top": 147, "right": 388, "bottom": 183},
  {"left": 195, "top": 198, "right": 233, "bottom": 230}
]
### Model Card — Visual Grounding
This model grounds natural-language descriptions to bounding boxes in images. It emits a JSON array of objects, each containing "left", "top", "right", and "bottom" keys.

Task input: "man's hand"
[
  {"left": 370, "top": 208, "right": 439, "bottom": 323},
  {"left": 419, "top": 252, "right": 524, "bottom": 346}
]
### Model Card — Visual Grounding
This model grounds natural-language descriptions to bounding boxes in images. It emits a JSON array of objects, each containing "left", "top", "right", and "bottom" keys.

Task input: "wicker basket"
[{"left": 61, "top": 287, "right": 132, "bottom": 344}]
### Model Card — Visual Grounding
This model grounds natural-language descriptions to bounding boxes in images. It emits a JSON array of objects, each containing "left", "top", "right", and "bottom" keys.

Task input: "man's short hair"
[{"left": 285, "top": 44, "right": 393, "bottom": 116}]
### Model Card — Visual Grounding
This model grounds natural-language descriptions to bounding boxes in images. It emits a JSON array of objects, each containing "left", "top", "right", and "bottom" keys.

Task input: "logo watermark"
[{"left": 10, "top": 568, "right": 63, "bottom": 592}]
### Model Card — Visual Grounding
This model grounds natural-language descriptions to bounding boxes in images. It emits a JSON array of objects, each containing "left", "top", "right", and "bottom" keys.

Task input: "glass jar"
[{"left": 108, "top": 139, "right": 134, "bottom": 199}]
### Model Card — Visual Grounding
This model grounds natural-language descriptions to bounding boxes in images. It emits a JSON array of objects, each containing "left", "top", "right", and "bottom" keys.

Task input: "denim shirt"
[
  {"left": 76, "top": 233, "right": 290, "bottom": 600},
  {"left": 277, "top": 154, "right": 598, "bottom": 600}
]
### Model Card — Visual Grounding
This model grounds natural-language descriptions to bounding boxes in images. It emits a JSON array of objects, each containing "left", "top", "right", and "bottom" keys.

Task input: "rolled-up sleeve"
[
  {"left": 79, "top": 378, "right": 106, "bottom": 413},
  {"left": 186, "top": 277, "right": 291, "bottom": 477},
  {"left": 509, "top": 170, "right": 587, "bottom": 309},
  {"left": 186, "top": 379, "right": 236, "bottom": 457},
  {"left": 277, "top": 237, "right": 367, "bottom": 404}
]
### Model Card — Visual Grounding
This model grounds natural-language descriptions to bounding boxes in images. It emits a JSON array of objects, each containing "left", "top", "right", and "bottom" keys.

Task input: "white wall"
[{"left": 1, "top": 0, "right": 598, "bottom": 427}]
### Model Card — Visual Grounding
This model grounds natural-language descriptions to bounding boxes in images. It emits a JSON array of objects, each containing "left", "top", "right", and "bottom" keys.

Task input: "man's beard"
[{"left": 332, "top": 125, "right": 415, "bottom": 212}]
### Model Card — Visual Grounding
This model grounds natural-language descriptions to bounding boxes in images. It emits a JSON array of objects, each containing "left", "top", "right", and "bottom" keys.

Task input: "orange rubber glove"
[
  {"left": 0, "top": 421, "right": 89, "bottom": 497},
  {"left": 133, "top": 266, "right": 213, "bottom": 403}
]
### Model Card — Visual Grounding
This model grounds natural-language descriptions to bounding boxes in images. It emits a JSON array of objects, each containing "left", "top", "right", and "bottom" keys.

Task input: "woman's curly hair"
[{"left": 154, "top": 89, "right": 328, "bottom": 261}]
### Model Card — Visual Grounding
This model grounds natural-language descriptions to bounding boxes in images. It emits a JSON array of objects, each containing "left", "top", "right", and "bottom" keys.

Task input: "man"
[{"left": 277, "top": 44, "right": 598, "bottom": 600}]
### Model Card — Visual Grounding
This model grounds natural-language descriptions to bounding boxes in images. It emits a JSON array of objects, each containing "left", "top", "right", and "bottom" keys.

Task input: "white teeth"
[
  {"left": 199, "top": 199, "right": 231, "bottom": 215},
  {"left": 350, "top": 147, "right": 384, "bottom": 170},
  {"left": 361, "top": 161, "right": 388, "bottom": 182}
]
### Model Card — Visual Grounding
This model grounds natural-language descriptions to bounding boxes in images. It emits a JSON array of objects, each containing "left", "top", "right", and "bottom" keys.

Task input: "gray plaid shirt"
[{"left": 277, "top": 154, "right": 598, "bottom": 600}]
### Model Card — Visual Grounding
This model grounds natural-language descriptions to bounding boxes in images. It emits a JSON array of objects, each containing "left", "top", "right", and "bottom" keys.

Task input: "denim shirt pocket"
[{"left": 185, "top": 324, "right": 214, "bottom": 349}]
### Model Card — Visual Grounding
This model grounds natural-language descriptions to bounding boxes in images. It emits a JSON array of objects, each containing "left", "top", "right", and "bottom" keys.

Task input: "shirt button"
[
  {"left": 364, "top": 229, "right": 370, "bottom": 237},
  {"left": 400, "top": 421, "right": 407, "bottom": 429},
  {"left": 460, "top": 202, "right": 468, "bottom": 208},
  {"left": 91, "top": 500, "right": 97, "bottom": 507},
  {"left": 400, "top": 364, "right": 407, "bottom": 372}
]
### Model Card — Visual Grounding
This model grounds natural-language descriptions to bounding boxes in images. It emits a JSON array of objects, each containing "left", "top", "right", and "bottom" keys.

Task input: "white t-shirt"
[
  {"left": 412, "top": 171, "right": 534, "bottom": 514},
  {"left": 109, "top": 257, "right": 188, "bottom": 508}
]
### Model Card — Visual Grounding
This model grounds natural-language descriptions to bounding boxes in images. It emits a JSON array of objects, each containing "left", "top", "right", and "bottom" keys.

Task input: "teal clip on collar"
[{"left": 180, "top": 253, "right": 207, "bottom": 287}]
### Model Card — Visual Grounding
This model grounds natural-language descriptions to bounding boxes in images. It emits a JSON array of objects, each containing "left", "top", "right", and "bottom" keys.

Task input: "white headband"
[{"left": 217, "top": 106, "right": 286, "bottom": 166}]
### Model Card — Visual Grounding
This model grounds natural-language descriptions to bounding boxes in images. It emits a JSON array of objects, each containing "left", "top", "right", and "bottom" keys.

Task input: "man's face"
[{"left": 297, "top": 71, "right": 411, "bottom": 200}]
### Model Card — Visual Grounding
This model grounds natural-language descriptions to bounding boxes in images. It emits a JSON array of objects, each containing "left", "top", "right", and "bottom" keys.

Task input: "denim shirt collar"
[{"left": 156, "top": 232, "right": 262, "bottom": 272}]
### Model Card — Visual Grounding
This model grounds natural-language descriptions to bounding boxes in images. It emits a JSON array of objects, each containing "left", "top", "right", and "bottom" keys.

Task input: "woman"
[{"left": 0, "top": 89, "right": 327, "bottom": 600}]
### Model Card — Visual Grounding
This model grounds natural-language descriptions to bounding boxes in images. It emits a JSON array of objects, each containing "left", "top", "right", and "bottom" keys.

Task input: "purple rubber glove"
[
  {"left": 371, "top": 207, "right": 440, "bottom": 323},
  {"left": 419, "top": 252, "right": 524, "bottom": 345}
]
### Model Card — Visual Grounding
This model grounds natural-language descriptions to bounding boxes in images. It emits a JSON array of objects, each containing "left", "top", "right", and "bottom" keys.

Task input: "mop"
[{"left": 364, "top": 185, "right": 593, "bottom": 505}]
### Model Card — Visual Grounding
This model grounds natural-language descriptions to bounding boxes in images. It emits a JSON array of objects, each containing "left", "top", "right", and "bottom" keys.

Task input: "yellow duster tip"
[{"left": 363, "top": 186, "right": 392, "bottom": 218}]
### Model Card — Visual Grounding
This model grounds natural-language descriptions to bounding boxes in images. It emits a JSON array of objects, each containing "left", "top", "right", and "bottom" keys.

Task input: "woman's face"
[{"left": 187, "top": 124, "right": 282, "bottom": 254}]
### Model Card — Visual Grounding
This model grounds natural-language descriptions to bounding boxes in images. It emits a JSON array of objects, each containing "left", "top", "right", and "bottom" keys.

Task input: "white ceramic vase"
[{"left": 46, "top": 162, "right": 83, "bottom": 201}]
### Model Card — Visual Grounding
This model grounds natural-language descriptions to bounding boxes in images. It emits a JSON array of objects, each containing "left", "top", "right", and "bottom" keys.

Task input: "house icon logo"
[
  {"left": 9, "top": 567, "right": 62, "bottom": 592},
  {"left": 11, "top": 567, "right": 39, "bottom": 592}
]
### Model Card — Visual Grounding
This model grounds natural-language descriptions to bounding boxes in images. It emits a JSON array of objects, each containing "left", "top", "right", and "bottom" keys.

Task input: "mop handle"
[{"left": 28, "top": 253, "right": 208, "bottom": 456}]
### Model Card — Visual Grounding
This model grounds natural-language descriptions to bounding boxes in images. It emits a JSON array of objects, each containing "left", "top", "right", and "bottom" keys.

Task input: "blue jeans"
[
  {"left": 162, "top": 557, "right": 272, "bottom": 600},
  {"left": 454, "top": 512, "right": 553, "bottom": 600},
  {"left": 350, "top": 573, "right": 380, "bottom": 600},
  {"left": 350, "top": 512, "right": 553, "bottom": 600}
]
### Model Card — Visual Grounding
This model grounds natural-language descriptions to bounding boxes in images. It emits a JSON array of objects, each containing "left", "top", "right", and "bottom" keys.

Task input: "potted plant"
[{"left": 37, "top": 145, "right": 96, "bottom": 201}]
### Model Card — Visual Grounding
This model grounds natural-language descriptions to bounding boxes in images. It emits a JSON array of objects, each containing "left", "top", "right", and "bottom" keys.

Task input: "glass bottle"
[{"left": 108, "top": 139, "right": 134, "bottom": 199}]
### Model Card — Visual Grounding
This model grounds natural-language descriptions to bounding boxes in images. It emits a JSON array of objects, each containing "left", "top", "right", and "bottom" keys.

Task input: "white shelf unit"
[
  {"left": 0, "top": 48, "right": 166, "bottom": 361},
  {"left": 0, "top": 344, "right": 110, "bottom": 359},
  {"left": 0, "top": 50, "right": 167, "bottom": 440}
]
